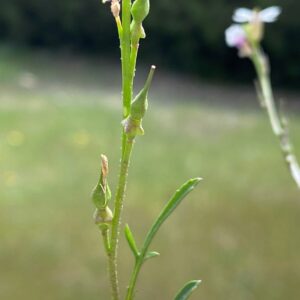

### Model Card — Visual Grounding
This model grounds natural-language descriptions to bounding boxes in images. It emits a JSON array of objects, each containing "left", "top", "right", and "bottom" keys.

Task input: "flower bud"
[
  {"left": 102, "top": 0, "right": 120, "bottom": 18},
  {"left": 91, "top": 154, "right": 111, "bottom": 209},
  {"left": 131, "top": 0, "right": 150, "bottom": 24},
  {"left": 111, "top": 0, "right": 120, "bottom": 18}
]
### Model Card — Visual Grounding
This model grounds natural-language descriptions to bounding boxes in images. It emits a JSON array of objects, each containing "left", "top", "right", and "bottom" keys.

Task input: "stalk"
[
  {"left": 109, "top": 137, "right": 135, "bottom": 300},
  {"left": 251, "top": 46, "right": 300, "bottom": 188},
  {"left": 107, "top": 1, "right": 137, "bottom": 298}
]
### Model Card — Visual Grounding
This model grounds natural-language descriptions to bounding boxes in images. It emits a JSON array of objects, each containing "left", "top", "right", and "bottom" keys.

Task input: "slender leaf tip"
[
  {"left": 125, "top": 224, "right": 140, "bottom": 258},
  {"left": 174, "top": 280, "right": 202, "bottom": 300},
  {"left": 188, "top": 177, "right": 203, "bottom": 186}
]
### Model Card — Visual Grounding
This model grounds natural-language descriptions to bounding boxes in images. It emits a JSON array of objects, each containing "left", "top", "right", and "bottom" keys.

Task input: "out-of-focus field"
[{"left": 0, "top": 48, "right": 300, "bottom": 300}]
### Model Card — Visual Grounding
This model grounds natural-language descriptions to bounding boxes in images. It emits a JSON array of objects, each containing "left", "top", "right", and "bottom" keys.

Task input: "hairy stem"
[
  {"left": 105, "top": 1, "right": 135, "bottom": 299},
  {"left": 109, "top": 138, "right": 134, "bottom": 300}
]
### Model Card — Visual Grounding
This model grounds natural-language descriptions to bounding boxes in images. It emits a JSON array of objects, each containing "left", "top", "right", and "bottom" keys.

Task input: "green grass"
[{"left": 0, "top": 49, "right": 300, "bottom": 300}]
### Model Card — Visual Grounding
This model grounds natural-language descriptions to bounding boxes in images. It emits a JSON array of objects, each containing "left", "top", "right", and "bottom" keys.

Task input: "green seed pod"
[
  {"left": 131, "top": 65, "right": 155, "bottom": 120},
  {"left": 131, "top": 0, "right": 150, "bottom": 24},
  {"left": 91, "top": 155, "right": 111, "bottom": 209},
  {"left": 122, "top": 66, "right": 155, "bottom": 138}
]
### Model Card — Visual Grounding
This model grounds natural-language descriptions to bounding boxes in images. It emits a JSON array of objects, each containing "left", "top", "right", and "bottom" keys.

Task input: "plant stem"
[
  {"left": 101, "top": 225, "right": 111, "bottom": 255},
  {"left": 105, "top": 1, "right": 136, "bottom": 298},
  {"left": 126, "top": 259, "right": 142, "bottom": 300},
  {"left": 251, "top": 48, "right": 283, "bottom": 136},
  {"left": 109, "top": 137, "right": 135, "bottom": 300},
  {"left": 251, "top": 47, "right": 300, "bottom": 188}
]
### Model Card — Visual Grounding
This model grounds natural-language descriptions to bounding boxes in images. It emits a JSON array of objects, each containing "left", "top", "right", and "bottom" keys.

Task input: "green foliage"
[
  {"left": 0, "top": 0, "right": 298, "bottom": 85},
  {"left": 174, "top": 280, "right": 201, "bottom": 300},
  {"left": 140, "top": 178, "right": 202, "bottom": 255},
  {"left": 125, "top": 224, "right": 139, "bottom": 259},
  {"left": 125, "top": 178, "right": 202, "bottom": 299}
]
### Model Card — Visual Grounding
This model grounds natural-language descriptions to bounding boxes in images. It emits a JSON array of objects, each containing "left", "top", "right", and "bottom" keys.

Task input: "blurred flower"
[
  {"left": 6, "top": 130, "right": 25, "bottom": 147},
  {"left": 225, "top": 25, "right": 252, "bottom": 57},
  {"left": 233, "top": 7, "right": 281, "bottom": 23},
  {"left": 225, "top": 25, "right": 246, "bottom": 48}
]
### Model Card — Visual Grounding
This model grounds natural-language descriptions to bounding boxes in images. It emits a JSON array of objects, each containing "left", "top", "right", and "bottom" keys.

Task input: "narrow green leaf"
[
  {"left": 125, "top": 224, "right": 139, "bottom": 258},
  {"left": 141, "top": 178, "right": 202, "bottom": 254},
  {"left": 174, "top": 280, "right": 201, "bottom": 300},
  {"left": 144, "top": 251, "right": 160, "bottom": 261}
]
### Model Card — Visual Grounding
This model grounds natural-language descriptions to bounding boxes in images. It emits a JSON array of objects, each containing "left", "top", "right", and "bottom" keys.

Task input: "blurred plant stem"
[{"left": 251, "top": 46, "right": 300, "bottom": 189}]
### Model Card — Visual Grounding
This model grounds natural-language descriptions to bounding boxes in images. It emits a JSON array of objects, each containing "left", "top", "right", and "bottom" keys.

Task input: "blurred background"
[{"left": 0, "top": 0, "right": 300, "bottom": 299}]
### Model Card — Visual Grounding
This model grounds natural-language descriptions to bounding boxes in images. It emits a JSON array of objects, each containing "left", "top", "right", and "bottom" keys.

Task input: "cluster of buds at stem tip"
[
  {"left": 131, "top": 0, "right": 150, "bottom": 45},
  {"left": 225, "top": 6, "right": 281, "bottom": 58},
  {"left": 91, "top": 154, "right": 113, "bottom": 226},
  {"left": 102, "top": 0, "right": 120, "bottom": 18},
  {"left": 122, "top": 65, "right": 155, "bottom": 139}
]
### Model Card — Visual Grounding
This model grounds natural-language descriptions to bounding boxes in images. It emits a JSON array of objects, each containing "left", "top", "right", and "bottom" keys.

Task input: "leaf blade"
[
  {"left": 174, "top": 280, "right": 201, "bottom": 300},
  {"left": 142, "top": 177, "right": 202, "bottom": 253},
  {"left": 144, "top": 251, "right": 160, "bottom": 261},
  {"left": 125, "top": 224, "right": 139, "bottom": 258}
]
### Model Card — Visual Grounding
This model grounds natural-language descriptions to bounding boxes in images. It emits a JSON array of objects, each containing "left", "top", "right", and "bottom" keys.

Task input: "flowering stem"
[
  {"left": 251, "top": 47, "right": 300, "bottom": 188},
  {"left": 106, "top": 1, "right": 140, "bottom": 299}
]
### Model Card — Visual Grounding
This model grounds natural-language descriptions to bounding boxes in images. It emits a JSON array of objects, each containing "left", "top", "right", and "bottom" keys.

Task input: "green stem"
[
  {"left": 100, "top": 225, "right": 111, "bottom": 255},
  {"left": 105, "top": 1, "right": 134, "bottom": 298},
  {"left": 109, "top": 137, "right": 135, "bottom": 300},
  {"left": 126, "top": 260, "right": 141, "bottom": 300},
  {"left": 106, "top": 1, "right": 145, "bottom": 298},
  {"left": 125, "top": 211, "right": 164, "bottom": 300}
]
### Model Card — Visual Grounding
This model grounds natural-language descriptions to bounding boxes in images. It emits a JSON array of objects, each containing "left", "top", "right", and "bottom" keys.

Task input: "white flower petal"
[
  {"left": 225, "top": 25, "right": 246, "bottom": 47},
  {"left": 232, "top": 8, "right": 254, "bottom": 23},
  {"left": 259, "top": 6, "right": 282, "bottom": 23}
]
